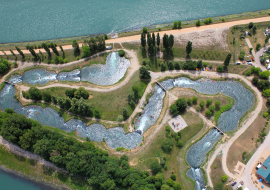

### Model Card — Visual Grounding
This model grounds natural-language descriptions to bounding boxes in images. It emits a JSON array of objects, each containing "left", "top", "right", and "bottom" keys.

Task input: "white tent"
[{"left": 244, "top": 187, "right": 249, "bottom": 190}]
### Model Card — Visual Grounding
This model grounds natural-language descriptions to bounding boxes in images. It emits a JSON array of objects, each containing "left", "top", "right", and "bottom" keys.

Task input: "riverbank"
[{"left": 0, "top": 9, "right": 269, "bottom": 50}]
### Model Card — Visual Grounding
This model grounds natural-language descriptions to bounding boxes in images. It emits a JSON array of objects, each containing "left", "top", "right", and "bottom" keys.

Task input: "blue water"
[
  {"left": 0, "top": 168, "right": 57, "bottom": 190},
  {"left": 11, "top": 52, "right": 130, "bottom": 86},
  {"left": 0, "top": 0, "right": 269, "bottom": 43}
]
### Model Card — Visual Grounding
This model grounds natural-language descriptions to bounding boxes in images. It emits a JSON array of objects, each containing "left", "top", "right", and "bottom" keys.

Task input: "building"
[{"left": 256, "top": 155, "right": 270, "bottom": 183}]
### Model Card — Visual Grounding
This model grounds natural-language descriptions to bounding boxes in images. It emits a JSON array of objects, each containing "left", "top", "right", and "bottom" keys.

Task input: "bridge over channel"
[
  {"left": 213, "top": 125, "right": 225, "bottom": 135},
  {"left": 156, "top": 81, "right": 167, "bottom": 92},
  {"left": 4, "top": 81, "right": 16, "bottom": 86}
]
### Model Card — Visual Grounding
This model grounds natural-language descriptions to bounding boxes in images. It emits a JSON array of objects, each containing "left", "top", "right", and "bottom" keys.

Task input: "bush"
[
  {"left": 169, "top": 104, "right": 179, "bottom": 115},
  {"left": 116, "top": 147, "right": 125, "bottom": 151},
  {"left": 165, "top": 126, "right": 171, "bottom": 132},
  {"left": 221, "top": 175, "right": 228, "bottom": 182},
  {"left": 171, "top": 174, "right": 176, "bottom": 181},
  {"left": 168, "top": 62, "right": 174, "bottom": 70},
  {"left": 209, "top": 17, "right": 213, "bottom": 24},
  {"left": 246, "top": 70, "right": 252, "bottom": 76},
  {"left": 173, "top": 183, "right": 182, "bottom": 190},
  {"left": 139, "top": 66, "right": 151, "bottom": 79},
  {"left": 267, "top": 98, "right": 270, "bottom": 105},
  {"left": 161, "top": 139, "right": 174, "bottom": 153},
  {"left": 256, "top": 43, "right": 262, "bottom": 51},
  {"left": 196, "top": 20, "right": 201, "bottom": 26},
  {"left": 176, "top": 140, "right": 183, "bottom": 148},
  {"left": 205, "top": 110, "right": 212, "bottom": 116},
  {"left": 118, "top": 50, "right": 125, "bottom": 57},
  {"left": 187, "top": 98, "right": 192, "bottom": 106},
  {"left": 263, "top": 89, "right": 270, "bottom": 97},
  {"left": 206, "top": 99, "right": 213, "bottom": 107},
  {"left": 215, "top": 101, "right": 221, "bottom": 109},
  {"left": 259, "top": 70, "right": 270, "bottom": 79},
  {"left": 150, "top": 160, "right": 161, "bottom": 173},
  {"left": 13, "top": 62, "right": 18, "bottom": 68},
  {"left": 204, "top": 18, "right": 209, "bottom": 25},
  {"left": 199, "top": 100, "right": 205, "bottom": 109},
  {"left": 192, "top": 96, "right": 198, "bottom": 104},
  {"left": 142, "top": 27, "right": 148, "bottom": 33},
  {"left": 94, "top": 110, "right": 100, "bottom": 119},
  {"left": 239, "top": 50, "right": 245, "bottom": 60},
  {"left": 214, "top": 111, "right": 221, "bottom": 122},
  {"left": 174, "top": 62, "right": 180, "bottom": 70},
  {"left": 220, "top": 104, "right": 232, "bottom": 113},
  {"left": 252, "top": 76, "right": 259, "bottom": 86},
  {"left": 217, "top": 66, "right": 224, "bottom": 72},
  {"left": 214, "top": 182, "right": 224, "bottom": 190},
  {"left": 29, "top": 87, "right": 41, "bottom": 100},
  {"left": 175, "top": 98, "right": 187, "bottom": 112},
  {"left": 196, "top": 105, "right": 201, "bottom": 111},
  {"left": 81, "top": 45, "right": 91, "bottom": 58},
  {"left": 161, "top": 63, "right": 166, "bottom": 71},
  {"left": 166, "top": 179, "right": 174, "bottom": 187},
  {"left": 209, "top": 105, "right": 215, "bottom": 112},
  {"left": 117, "top": 115, "right": 124, "bottom": 122},
  {"left": 42, "top": 91, "right": 51, "bottom": 102}
]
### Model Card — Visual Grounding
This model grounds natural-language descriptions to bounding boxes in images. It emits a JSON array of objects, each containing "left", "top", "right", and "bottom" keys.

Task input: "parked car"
[
  {"left": 252, "top": 57, "right": 254, "bottom": 61},
  {"left": 236, "top": 62, "right": 241, "bottom": 65},
  {"left": 261, "top": 54, "right": 264, "bottom": 57},
  {"left": 231, "top": 182, "right": 237, "bottom": 186},
  {"left": 264, "top": 50, "right": 267, "bottom": 53},
  {"left": 248, "top": 62, "right": 253, "bottom": 66},
  {"left": 247, "top": 59, "right": 252, "bottom": 62}
]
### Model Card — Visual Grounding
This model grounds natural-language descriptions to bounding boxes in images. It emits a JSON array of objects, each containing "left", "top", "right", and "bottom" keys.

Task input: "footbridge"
[
  {"left": 4, "top": 81, "right": 16, "bottom": 86},
  {"left": 213, "top": 125, "right": 225, "bottom": 135},
  {"left": 156, "top": 81, "right": 167, "bottom": 92}
]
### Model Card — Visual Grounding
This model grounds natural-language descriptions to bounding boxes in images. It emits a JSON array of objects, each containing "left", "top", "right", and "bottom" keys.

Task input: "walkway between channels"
[
  {"left": 4, "top": 80, "right": 16, "bottom": 86},
  {"left": 156, "top": 81, "right": 167, "bottom": 91},
  {"left": 213, "top": 125, "right": 225, "bottom": 135}
]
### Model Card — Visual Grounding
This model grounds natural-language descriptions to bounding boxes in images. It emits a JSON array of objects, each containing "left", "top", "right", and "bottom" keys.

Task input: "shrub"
[
  {"left": 205, "top": 110, "right": 212, "bottom": 116},
  {"left": 214, "top": 182, "right": 224, "bottom": 190},
  {"left": 252, "top": 76, "right": 259, "bottom": 86},
  {"left": 187, "top": 98, "right": 192, "bottom": 106},
  {"left": 206, "top": 99, "right": 213, "bottom": 107},
  {"left": 166, "top": 179, "right": 174, "bottom": 187},
  {"left": 169, "top": 104, "right": 179, "bottom": 115},
  {"left": 214, "top": 165, "right": 217, "bottom": 169},
  {"left": 221, "top": 175, "right": 228, "bottom": 182},
  {"left": 168, "top": 61, "right": 174, "bottom": 70},
  {"left": 139, "top": 66, "right": 151, "bottom": 79},
  {"left": 246, "top": 70, "right": 252, "bottom": 76},
  {"left": 171, "top": 174, "right": 176, "bottom": 181},
  {"left": 13, "top": 62, "right": 18, "bottom": 68},
  {"left": 209, "top": 17, "right": 213, "bottom": 24},
  {"left": 142, "top": 27, "right": 148, "bottom": 33},
  {"left": 221, "top": 18, "right": 225, "bottom": 22},
  {"left": 217, "top": 66, "right": 224, "bottom": 72},
  {"left": 176, "top": 140, "right": 183, "bottom": 148},
  {"left": 259, "top": 70, "right": 270, "bottom": 79},
  {"left": 215, "top": 101, "right": 221, "bottom": 109},
  {"left": 150, "top": 160, "right": 161, "bottom": 173},
  {"left": 239, "top": 50, "right": 245, "bottom": 60},
  {"left": 116, "top": 147, "right": 125, "bottom": 151},
  {"left": 256, "top": 43, "right": 262, "bottom": 51},
  {"left": 174, "top": 62, "right": 181, "bottom": 70},
  {"left": 196, "top": 20, "right": 201, "bottom": 26},
  {"left": 161, "top": 63, "right": 166, "bottom": 71},
  {"left": 196, "top": 105, "right": 201, "bottom": 111},
  {"left": 199, "top": 100, "right": 205, "bottom": 109},
  {"left": 214, "top": 111, "right": 221, "bottom": 122},
  {"left": 263, "top": 89, "right": 270, "bottom": 97},
  {"left": 267, "top": 98, "right": 270, "bottom": 105},
  {"left": 173, "top": 183, "right": 181, "bottom": 190},
  {"left": 117, "top": 115, "right": 124, "bottom": 122},
  {"left": 165, "top": 126, "right": 171, "bottom": 132},
  {"left": 94, "top": 110, "right": 100, "bottom": 119},
  {"left": 192, "top": 96, "right": 198, "bottom": 104},
  {"left": 118, "top": 50, "right": 125, "bottom": 57},
  {"left": 220, "top": 104, "right": 232, "bottom": 112},
  {"left": 204, "top": 18, "right": 209, "bottom": 25},
  {"left": 161, "top": 139, "right": 174, "bottom": 153},
  {"left": 209, "top": 105, "right": 215, "bottom": 112}
]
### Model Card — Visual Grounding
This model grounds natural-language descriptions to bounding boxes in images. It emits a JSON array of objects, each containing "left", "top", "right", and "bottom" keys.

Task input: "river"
[{"left": 0, "top": 0, "right": 269, "bottom": 43}]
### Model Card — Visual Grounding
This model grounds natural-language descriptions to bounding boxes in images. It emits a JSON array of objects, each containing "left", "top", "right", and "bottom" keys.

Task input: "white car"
[
  {"left": 237, "top": 185, "right": 242, "bottom": 189},
  {"left": 264, "top": 50, "right": 267, "bottom": 53},
  {"left": 260, "top": 54, "right": 263, "bottom": 57},
  {"left": 248, "top": 62, "right": 253, "bottom": 66}
]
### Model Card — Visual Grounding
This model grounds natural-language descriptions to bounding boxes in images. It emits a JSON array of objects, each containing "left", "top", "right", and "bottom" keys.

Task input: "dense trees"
[
  {"left": 169, "top": 98, "right": 187, "bottom": 115},
  {"left": 65, "top": 87, "right": 89, "bottom": 99},
  {"left": 29, "top": 87, "right": 42, "bottom": 100},
  {"left": 81, "top": 45, "right": 91, "bottom": 58},
  {"left": 84, "top": 36, "right": 106, "bottom": 55},
  {"left": 0, "top": 59, "right": 11, "bottom": 73},
  {"left": 150, "top": 160, "right": 162, "bottom": 174},
  {"left": 41, "top": 43, "right": 51, "bottom": 57}
]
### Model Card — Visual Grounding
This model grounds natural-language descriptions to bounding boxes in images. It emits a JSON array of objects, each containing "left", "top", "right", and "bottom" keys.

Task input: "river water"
[{"left": 0, "top": 0, "right": 269, "bottom": 43}]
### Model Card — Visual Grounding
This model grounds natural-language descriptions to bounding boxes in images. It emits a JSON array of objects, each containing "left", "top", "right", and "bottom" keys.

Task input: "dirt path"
[{"left": 1, "top": 17, "right": 269, "bottom": 56}]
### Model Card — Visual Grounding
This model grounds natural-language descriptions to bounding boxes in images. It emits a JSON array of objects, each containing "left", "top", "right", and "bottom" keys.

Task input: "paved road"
[{"left": 1, "top": 16, "right": 270, "bottom": 56}]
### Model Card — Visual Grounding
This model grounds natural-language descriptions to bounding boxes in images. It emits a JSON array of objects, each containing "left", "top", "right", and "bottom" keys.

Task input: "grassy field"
[
  {"left": 227, "top": 98, "right": 269, "bottom": 172},
  {"left": 128, "top": 111, "right": 204, "bottom": 190},
  {"left": 210, "top": 156, "right": 232, "bottom": 190},
  {"left": 30, "top": 71, "right": 149, "bottom": 121},
  {"left": 0, "top": 145, "right": 92, "bottom": 190}
]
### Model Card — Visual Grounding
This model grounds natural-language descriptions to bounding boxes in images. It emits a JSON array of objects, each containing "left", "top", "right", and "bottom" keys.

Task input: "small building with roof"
[{"left": 256, "top": 155, "right": 270, "bottom": 183}]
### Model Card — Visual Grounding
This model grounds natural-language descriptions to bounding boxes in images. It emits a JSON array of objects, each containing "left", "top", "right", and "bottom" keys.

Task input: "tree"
[
  {"left": 161, "top": 184, "right": 171, "bottom": 190},
  {"left": 176, "top": 140, "right": 183, "bottom": 148},
  {"left": 139, "top": 66, "right": 151, "bottom": 79},
  {"left": 163, "top": 34, "right": 169, "bottom": 49},
  {"left": 169, "top": 104, "right": 179, "bottom": 115},
  {"left": 265, "top": 35, "right": 270, "bottom": 44},
  {"left": 173, "top": 183, "right": 182, "bottom": 190},
  {"left": 251, "top": 25, "right": 257, "bottom": 35},
  {"left": 214, "top": 182, "right": 224, "bottom": 190},
  {"left": 72, "top": 40, "right": 80, "bottom": 56},
  {"left": 215, "top": 101, "right": 221, "bottom": 109},
  {"left": 168, "top": 61, "right": 174, "bottom": 70},
  {"left": 259, "top": 70, "right": 270, "bottom": 79},
  {"left": 28, "top": 46, "right": 39, "bottom": 60},
  {"left": 15, "top": 46, "right": 25, "bottom": 59},
  {"left": 209, "top": 17, "right": 213, "bottom": 24},
  {"left": 117, "top": 115, "right": 124, "bottom": 122},
  {"left": 166, "top": 179, "right": 174, "bottom": 187},
  {"left": 252, "top": 76, "right": 259, "bottom": 86},
  {"left": 0, "top": 59, "right": 10, "bottom": 73},
  {"left": 141, "top": 33, "right": 146, "bottom": 48},
  {"left": 82, "top": 45, "right": 91, "bottom": 58},
  {"left": 132, "top": 85, "right": 139, "bottom": 99},
  {"left": 142, "top": 27, "right": 148, "bottom": 33},
  {"left": 224, "top": 53, "right": 232, "bottom": 67},
  {"left": 196, "top": 20, "right": 201, "bottom": 26},
  {"left": 204, "top": 18, "right": 209, "bottom": 25},
  {"left": 29, "top": 87, "right": 41, "bottom": 100},
  {"left": 41, "top": 43, "right": 51, "bottom": 57},
  {"left": 205, "top": 110, "right": 212, "bottom": 116},
  {"left": 157, "top": 33, "right": 160, "bottom": 47},
  {"left": 187, "top": 98, "right": 192, "bottom": 106},
  {"left": 221, "top": 175, "right": 228, "bottom": 182},
  {"left": 161, "top": 138, "right": 174, "bottom": 153},
  {"left": 168, "top": 34, "right": 174, "bottom": 49},
  {"left": 206, "top": 99, "right": 213, "bottom": 107},
  {"left": 74, "top": 87, "right": 89, "bottom": 99},
  {"left": 100, "top": 179, "right": 116, "bottom": 190},
  {"left": 186, "top": 41, "right": 192, "bottom": 55},
  {"left": 175, "top": 62, "right": 180, "bottom": 70},
  {"left": 175, "top": 98, "right": 187, "bottom": 112},
  {"left": 197, "top": 59, "right": 203, "bottom": 69},
  {"left": 94, "top": 110, "right": 100, "bottom": 118},
  {"left": 173, "top": 21, "right": 178, "bottom": 29},
  {"left": 256, "top": 43, "right": 262, "bottom": 51},
  {"left": 50, "top": 43, "right": 59, "bottom": 56},
  {"left": 42, "top": 91, "right": 51, "bottom": 102},
  {"left": 122, "top": 107, "right": 129, "bottom": 119},
  {"left": 150, "top": 160, "right": 161, "bottom": 174},
  {"left": 192, "top": 96, "right": 198, "bottom": 104},
  {"left": 217, "top": 66, "right": 224, "bottom": 72},
  {"left": 177, "top": 20, "right": 182, "bottom": 29},
  {"left": 65, "top": 89, "right": 77, "bottom": 98},
  {"left": 199, "top": 100, "right": 205, "bottom": 109},
  {"left": 209, "top": 105, "right": 215, "bottom": 112},
  {"left": 9, "top": 49, "right": 17, "bottom": 59},
  {"left": 152, "top": 32, "right": 156, "bottom": 46},
  {"left": 249, "top": 22, "right": 254, "bottom": 29},
  {"left": 33, "top": 139, "right": 50, "bottom": 159}
]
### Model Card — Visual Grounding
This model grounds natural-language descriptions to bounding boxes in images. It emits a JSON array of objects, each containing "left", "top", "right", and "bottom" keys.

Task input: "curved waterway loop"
[
  {"left": 0, "top": 76, "right": 254, "bottom": 189},
  {"left": 10, "top": 52, "right": 130, "bottom": 86}
]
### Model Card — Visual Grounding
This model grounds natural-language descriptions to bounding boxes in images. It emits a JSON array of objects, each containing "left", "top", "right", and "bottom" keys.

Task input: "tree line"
[{"left": 0, "top": 109, "right": 182, "bottom": 190}]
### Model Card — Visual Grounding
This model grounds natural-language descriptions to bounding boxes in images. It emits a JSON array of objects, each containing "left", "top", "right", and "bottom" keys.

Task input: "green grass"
[
  {"left": 0, "top": 145, "right": 91, "bottom": 190},
  {"left": 32, "top": 71, "right": 149, "bottom": 121}
]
